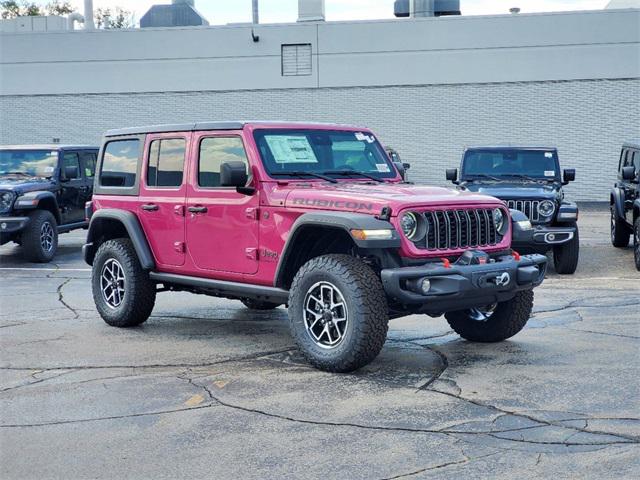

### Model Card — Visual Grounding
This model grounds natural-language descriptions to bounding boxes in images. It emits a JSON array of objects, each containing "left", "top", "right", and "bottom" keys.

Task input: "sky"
[{"left": 68, "top": 1, "right": 611, "bottom": 25}]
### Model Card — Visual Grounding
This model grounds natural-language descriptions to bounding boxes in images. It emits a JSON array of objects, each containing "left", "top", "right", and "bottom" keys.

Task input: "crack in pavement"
[
  {"left": 0, "top": 370, "right": 76, "bottom": 394},
  {"left": 564, "top": 327, "right": 639, "bottom": 340},
  {"left": 56, "top": 278, "right": 79, "bottom": 319},
  {"left": 380, "top": 451, "right": 499, "bottom": 479}
]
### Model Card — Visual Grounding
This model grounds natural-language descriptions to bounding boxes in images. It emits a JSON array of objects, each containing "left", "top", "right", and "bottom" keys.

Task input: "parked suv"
[
  {"left": 446, "top": 146, "right": 579, "bottom": 274},
  {"left": 0, "top": 145, "right": 98, "bottom": 262},
  {"left": 84, "top": 122, "right": 547, "bottom": 372},
  {"left": 610, "top": 140, "right": 640, "bottom": 270}
]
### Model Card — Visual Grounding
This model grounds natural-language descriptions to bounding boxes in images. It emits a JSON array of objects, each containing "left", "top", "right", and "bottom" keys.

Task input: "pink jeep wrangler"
[{"left": 84, "top": 122, "right": 546, "bottom": 372}]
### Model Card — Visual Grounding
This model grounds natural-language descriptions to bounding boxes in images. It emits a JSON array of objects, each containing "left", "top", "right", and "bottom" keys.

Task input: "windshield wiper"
[
  {"left": 465, "top": 174, "right": 503, "bottom": 182},
  {"left": 4, "top": 171, "right": 35, "bottom": 177},
  {"left": 271, "top": 171, "right": 338, "bottom": 183},
  {"left": 501, "top": 174, "right": 552, "bottom": 183},
  {"left": 322, "top": 169, "right": 384, "bottom": 183}
]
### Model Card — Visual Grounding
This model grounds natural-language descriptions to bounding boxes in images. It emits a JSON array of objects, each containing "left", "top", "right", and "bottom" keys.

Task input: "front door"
[
  {"left": 58, "top": 151, "right": 86, "bottom": 224},
  {"left": 137, "top": 133, "right": 189, "bottom": 267},
  {"left": 185, "top": 132, "right": 259, "bottom": 275}
]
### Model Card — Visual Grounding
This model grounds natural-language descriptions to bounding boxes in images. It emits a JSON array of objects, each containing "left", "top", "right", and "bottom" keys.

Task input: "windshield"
[
  {"left": 462, "top": 149, "right": 559, "bottom": 181},
  {"left": 254, "top": 129, "right": 398, "bottom": 180},
  {"left": 0, "top": 150, "right": 58, "bottom": 178}
]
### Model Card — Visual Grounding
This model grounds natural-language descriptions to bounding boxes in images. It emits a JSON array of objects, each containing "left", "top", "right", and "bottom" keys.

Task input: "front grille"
[
  {"left": 506, "top": 200, "right": 540, "bottom": 222},
  {"left": 415, "top": 208, "right": 499, "bottom": 250}
]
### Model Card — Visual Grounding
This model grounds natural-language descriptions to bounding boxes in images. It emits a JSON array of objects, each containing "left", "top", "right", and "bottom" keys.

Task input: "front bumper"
[
  {"left": 513, "top": 224, "right": 576, "bottom": 248},
  {"left": 0, "top": 216, "right": 29, "bottom": 243},
  {"left": 380, "top": 253, "right": 547, "bottom": 315}
]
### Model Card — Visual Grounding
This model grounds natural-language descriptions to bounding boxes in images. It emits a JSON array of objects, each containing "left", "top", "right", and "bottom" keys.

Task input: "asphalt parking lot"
[{"left": 0, "top": 206, "right": 638, "bottom": 479}]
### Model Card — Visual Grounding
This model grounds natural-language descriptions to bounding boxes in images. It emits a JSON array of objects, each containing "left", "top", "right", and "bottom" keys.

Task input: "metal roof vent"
[
  {"left": 394, "top": 0, "right": 461, "bottom": 17},
  {"left": 140, "top": 0, "right": 209, "bottom": 28}
]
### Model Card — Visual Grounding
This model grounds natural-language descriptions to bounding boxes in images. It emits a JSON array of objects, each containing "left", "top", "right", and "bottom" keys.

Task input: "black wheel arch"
[
  {"left": 274, "top": 212, "right": 401, "bottom": 289},
  {"left": 84, "top": 209, "right": 155, "bottom": 270},
  {"left": 14, "top": 191, "right": 61, "bottom": 224},
  {"left": 610, "top": 188, "right": 626, "bottom": 220}
]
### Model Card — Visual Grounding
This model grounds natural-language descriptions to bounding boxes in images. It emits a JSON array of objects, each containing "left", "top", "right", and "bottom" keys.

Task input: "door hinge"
[
  {"left": 174, "top": 241, "right": 185, "bottom": 253},
  {"left": 245, "top": 247, "right": 258, "bottom": 260},
  {"left": 245, "top": 207, "right": 259, "bottom": 220},
  {"left": 174, "top": 205, "right": 185, "bottom": 216}
]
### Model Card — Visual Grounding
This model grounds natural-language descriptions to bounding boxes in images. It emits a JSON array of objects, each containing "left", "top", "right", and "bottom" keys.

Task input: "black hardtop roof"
[
  {"left": 623, "top": 139, "right": 640, "bottom": 149},
  {"left": 1, "top": 144, "right": 98, "bottom": 151},
  {"left": 104, "top": 121, "right": 364, "bottom": 137},
  {"left": 464, "top": 145, "right": 558, "bottom": 151}
]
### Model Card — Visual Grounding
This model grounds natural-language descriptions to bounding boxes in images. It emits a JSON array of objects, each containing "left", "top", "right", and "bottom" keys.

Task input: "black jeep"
[
  {"left": 610, "top": 140, "right": 640, "bottom": 270},
  {"left": 446, "top": 146, "right": 579, "bottom": 274},
  {"left": 0, "top": 145, "right": 98, "bottom": 262}
]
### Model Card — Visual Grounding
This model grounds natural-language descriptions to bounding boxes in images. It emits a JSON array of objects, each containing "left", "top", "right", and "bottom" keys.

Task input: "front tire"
[
  {"left": 553, "top": 223, "right": 579, "bottom": 274},
  {"left": 634, "top": 218, "right": 640, "bottom": 271},
  {"left": 288, "top": 254, "right": 389, "bottom": 373},
  {"left": 445, "top": 290, "right": 534, "bottom": 342},
  {"left": 611, "top": 205, "right": 630, "bottom": 247},
  {"left": 241, "top": 299, "right": 281, "bottom": 310},
  {"left": 92, "top": 238, "right": 156, "bottom": 327},
  {"left": 22, "top": 210, "right": 58, "bottom": 263}
]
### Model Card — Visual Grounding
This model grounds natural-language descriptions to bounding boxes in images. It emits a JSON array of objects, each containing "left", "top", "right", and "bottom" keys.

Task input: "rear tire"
[
  {"left": 611, "top": 205, "right": 630, "bottom": 248},
  {"left": 241, "top": 299, "right": 281, "bottom": 310},
  {"left": 288, "top": 254, "right": 389, "bottom": 372},
  {"left": 445, "top": 290, "right": 534, "bottom": 342},
  {"left": 22, "top": 210, "right": 58, "bottom": 263},
  {"left": 634, "top": 218, "right": 640, "bottom": 272},
  {"left": 553, "top": 223, "right": 579, "bottom": 274},
  {"left": 92, "top": 238, "right": 156, "bottom": 327}
]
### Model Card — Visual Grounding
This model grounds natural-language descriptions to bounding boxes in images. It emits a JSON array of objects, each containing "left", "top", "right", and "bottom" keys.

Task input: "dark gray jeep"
[
  {"left": 0, "top": 145, "right": 98, "bottom": 262},
  {"left": 446, "top": 146, "right": 579, "bottom": 274}
]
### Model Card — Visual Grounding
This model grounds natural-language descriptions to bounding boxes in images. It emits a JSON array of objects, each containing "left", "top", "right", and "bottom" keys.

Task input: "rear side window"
[
  {"left": 100, "top": 140, "right": 139, "bottom": 187},
  {"left": 81, "top": 152, "right": 97, "bottom": 178},
  {"left": 198, "top": 137, "right": 249, "bottom": 188},
  {"left": 147, "top": 139, "right": 186, "bottom": 188}
]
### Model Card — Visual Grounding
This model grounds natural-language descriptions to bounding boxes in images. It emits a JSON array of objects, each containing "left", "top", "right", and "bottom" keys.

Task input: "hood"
[
  {"left": 0, "top": 176, "right": 56, "bottom": 195},
  {"left": 282, "top": 182, "right": 502, "bottom": 215},
  {"left": 462, "top": 181, "right": 559, "bottom": 201}
]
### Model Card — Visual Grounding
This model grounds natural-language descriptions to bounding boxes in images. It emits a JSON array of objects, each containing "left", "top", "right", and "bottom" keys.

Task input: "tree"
[
  {"left": 1, "top": 1, "right": 134, "bottom": 29},
  {"left": 1, "top": 1, "right": 43, "bottom": 18},
  {"left": 95, "top": 7, "right": 134, "bottom": 29},
  {"left": 45, "top": 1, "right": 73, "bottom": 16}
]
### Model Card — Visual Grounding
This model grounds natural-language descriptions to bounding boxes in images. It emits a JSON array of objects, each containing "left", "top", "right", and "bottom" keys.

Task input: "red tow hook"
[
  {"left": 512, "top": 250, "right": 521, "bottom": 261},
  {"left": 440, "top": 258, "right": 452, "bottom": 269}
]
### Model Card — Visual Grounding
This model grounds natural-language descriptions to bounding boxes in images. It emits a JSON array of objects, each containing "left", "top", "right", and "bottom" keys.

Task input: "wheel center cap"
[{"left": 322, "top": 311, "right": 333, "bottom": 322}]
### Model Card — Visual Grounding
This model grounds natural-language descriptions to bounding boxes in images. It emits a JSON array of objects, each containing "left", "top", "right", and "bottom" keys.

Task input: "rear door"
[
  {"left": 58, "top": 150, "right": 86, "bottom": 224},
  {"left": 185, "top": 131, "right": 259, "bottom": 275},
  {"left": 137, "top": 133, "right": 189, "bottom": 267}
]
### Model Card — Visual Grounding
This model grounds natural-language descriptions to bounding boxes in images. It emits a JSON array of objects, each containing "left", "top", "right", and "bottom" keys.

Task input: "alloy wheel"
[
  {"left": 40, "top": 221, "right": 54, "bottom": 253},
  {"left": 100, "top": 258, "right": 126, "bottom": 309},
  {"left": 468, "top": 303, "right": 498, "bottom": 321},
  {"left": 303, "top": 281, "right": 348, "bottom": 349}
]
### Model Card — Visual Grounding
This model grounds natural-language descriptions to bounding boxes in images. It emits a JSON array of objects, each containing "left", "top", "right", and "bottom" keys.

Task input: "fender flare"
[
  {"left": 14, "top": 191, "right": 61, "bottom": 223},
  {"left": 274, "top": 212, "right": 400, "bottom": 288},
  {"left": 84, "top": 209, "right": 155, "bottom": 269},
  {"left": 610, "top": 188, "right": 625, "bottom": 219}
]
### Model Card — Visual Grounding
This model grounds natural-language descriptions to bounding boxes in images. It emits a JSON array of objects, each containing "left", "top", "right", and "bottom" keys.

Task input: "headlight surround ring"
[
  {"left": 400, "top": 211, "right": 427, "bottom": 242},
  {"left": 0, "top": 191, "right": 15, "bottom": 214},
  {"left": 493, "top": 208, "right": 508, "bottom": 235},
  {"left": 538, "top": 200, "right": 556, "bottom": 218}
]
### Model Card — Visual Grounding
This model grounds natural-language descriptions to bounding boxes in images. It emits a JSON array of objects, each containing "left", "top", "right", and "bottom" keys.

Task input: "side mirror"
[
  {"left": 563, "top": 169, "right": 575, "bottom": 183},
  {"left": 446, "top": 168, "right": 458, "bottom": 183},
  {"left": 622, "top": 166, "right": 636, "bottom": 181},
  {"left": 62, "top": 165, "right": 79, "bottom": 181},
  {"left": 394, "top": 162, "right": 408, "bottom": 181},
  {"left": 220, "top": 161, "right": 252, "bottom": 193}
]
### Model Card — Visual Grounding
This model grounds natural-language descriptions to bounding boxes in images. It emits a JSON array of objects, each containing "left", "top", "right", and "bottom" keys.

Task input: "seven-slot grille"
[
  {"left": 415, "top": 208, "right": 500, "bottom": 250},
  {"left": 506, "top": 200, "right": 540, "bottom": 222}
]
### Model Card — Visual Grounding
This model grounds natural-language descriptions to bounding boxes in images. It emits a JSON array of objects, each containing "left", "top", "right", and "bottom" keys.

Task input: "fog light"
[
  {"left": 420, "top": 278, "right": 431, "bottom": 294},
  {"left": 0, "top": 223, "right": 6, "bottom": 230},
  {"left": 547, "top": 233, "right": 556, "bottom": 242}
]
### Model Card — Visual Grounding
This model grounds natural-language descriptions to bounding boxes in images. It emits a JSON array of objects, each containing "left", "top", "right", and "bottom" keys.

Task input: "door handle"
[
  {"left": 141, "top": 204, "right": 159, "bottom": 211},
  {"left": 188, "top": 206, "right": 208, "bottom": 214}
]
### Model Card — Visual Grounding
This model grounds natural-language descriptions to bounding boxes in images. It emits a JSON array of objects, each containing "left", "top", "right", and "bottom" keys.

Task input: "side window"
[
  {"left": 62, "top": 152, "right": 80, "bottom": 180},
  {"left": 619, "top": 149, "right": 627, "bottom": 171},
  {"left": 198, "top": 136, "right": 249, "bottom": 188},
  {"left": 147, "top": 138, "right": 186, "bottom": 188},
  {"left": 632, "top": 151, "right": 639, "bottom": 174},
  {"left": 81, "top": 152, "right": 97, "bottom": 178},
  {"left": 100, "top": 139, "right": 139, "bottom": 187}
]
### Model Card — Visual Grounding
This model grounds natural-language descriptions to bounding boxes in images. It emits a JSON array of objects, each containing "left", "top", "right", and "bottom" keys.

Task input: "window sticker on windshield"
[
  {"left": 375, "top": 164, "right": 390, "bottom": 173},
  {"left": 265, "top": 136, "right": 318, "bottom": 164},
  {"left": 44, "top": 166, "right": 55, "bottom": 173},
  {"left": 355, "top": 132, "right": 375, "bottom": 144},
  {"left": 544, "top": 170, "right": 555, "bottom": 177},
  {"left": 544, "top": 152, "right": 553, "bottom": 158}
]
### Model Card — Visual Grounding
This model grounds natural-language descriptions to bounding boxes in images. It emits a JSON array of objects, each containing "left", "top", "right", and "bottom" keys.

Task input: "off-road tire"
[
  {"left": 92, "top": 238, "right": 156, "bottom": 327},
  {"left": 634, "top": 217, "right": 640, "bottom": 271},
  {"left": 241, "top": 299, "right": 281, "bottom": 310},
  {"left": 22, "top": 209, "right": 58, "bottom": 263},
  {"left": 553, "top": 222, "right": 579, "bottom": 274},
  {"left": 288, "top": 254, "right": 389, "bottom": 373},
  {"left": 611, "top": 205, "right": 630, "bottom": 247},
  {"left": 445, "top": 290, "right": 534, "bottom": 342}
]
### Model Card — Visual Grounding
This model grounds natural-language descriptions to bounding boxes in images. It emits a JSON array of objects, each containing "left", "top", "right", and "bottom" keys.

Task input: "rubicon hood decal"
[{"left": 291, "top": 197, "right": 374, "bottom": 211}]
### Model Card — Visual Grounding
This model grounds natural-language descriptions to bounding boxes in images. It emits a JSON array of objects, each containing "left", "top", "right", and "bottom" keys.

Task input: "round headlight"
[
  {"left": 493, "top": 208, "right": 507, "bottom": 235},
  {"left": 539, "top": 200, "right": 555, "bottom": 217},
  {"left": 0, "top": 191, "right": 15, "bottom": 213},
  {"left": 400, "top": 211, "right": 427, "bottom": 242}
]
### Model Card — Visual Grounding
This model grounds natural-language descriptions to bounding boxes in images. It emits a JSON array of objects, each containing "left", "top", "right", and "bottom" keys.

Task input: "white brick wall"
[{"left": 1, "top": 77, "right": 638, "bottom": 201}]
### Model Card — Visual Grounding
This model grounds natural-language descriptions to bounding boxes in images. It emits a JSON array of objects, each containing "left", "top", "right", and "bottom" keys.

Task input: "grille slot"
[
  {"left": 420, "top": 208, "right": 499, "bottom": 250},
  {"left": 506, "top": 200, "right": 540, "bottom": 222}
]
